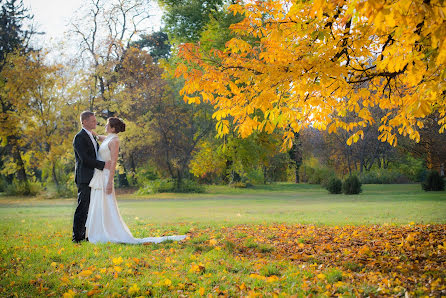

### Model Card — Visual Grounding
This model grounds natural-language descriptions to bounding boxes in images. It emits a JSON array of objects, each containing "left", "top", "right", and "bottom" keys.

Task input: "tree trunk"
[
  {"left": 52, "top": 162, "right": 59, "bottom": 188},
  {"left": 8, "top": 136, "right": 30, "bottom": 194},
  {"left": 9, "top": 136, "right": 28, "bottom": 183},
  {"left": 289, "top": 133, "right": 302, "bottom": 183}
]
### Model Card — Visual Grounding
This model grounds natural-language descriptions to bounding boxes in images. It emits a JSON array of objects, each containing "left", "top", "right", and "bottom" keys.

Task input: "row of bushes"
[
  {"left": 136, "top": 179, "right": 205, "bottom": 195},
  {"left": 324, "top": 175, "right": 362, "bottom": 195},
  {"left": 325, "top": 170, "right": 444, "bottom": 194}
]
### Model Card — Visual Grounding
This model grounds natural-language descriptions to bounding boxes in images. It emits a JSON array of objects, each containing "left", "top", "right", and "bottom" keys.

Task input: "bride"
[{"left": 86, "top": 117, "right": 186, "bottom": 244}]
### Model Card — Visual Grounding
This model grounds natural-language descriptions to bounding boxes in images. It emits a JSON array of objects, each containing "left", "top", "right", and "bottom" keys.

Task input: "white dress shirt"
[{"left": 83, "top": 127, "right": 98, "bottom": 155}]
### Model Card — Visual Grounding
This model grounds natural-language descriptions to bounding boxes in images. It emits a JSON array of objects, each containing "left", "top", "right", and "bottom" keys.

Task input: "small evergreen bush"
[
  {"left": 342, "top": 175, "right": 362, "bottom": 194},
  {"left": 421, "top": 171, "right": 445, "bottom": 191},
  {"left": 326, "top": 177, "right": 342, "bottom": 194}
]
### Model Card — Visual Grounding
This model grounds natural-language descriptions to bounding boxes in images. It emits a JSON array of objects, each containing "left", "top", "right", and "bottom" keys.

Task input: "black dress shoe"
[{"left": 72, "top": 238, "right": 87, "bottom": 243}]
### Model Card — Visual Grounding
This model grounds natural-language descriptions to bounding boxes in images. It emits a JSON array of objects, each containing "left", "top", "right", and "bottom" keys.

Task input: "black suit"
[{"left": 72, "top": 129, "right": 105, "bottom": 242}]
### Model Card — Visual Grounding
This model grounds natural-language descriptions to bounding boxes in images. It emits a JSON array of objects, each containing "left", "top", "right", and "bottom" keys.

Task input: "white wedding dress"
[{"left": 86, "top": 134, "right": 186, "bottom": 244}]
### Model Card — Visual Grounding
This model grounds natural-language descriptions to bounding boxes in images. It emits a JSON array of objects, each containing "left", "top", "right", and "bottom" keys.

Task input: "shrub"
[
  {"left": 359, "top": 169, "right": 408, "bottom": 184},
  {"left": 299, "top": 160, "right": 335, "bottom": 185},
  {"left": 342, "top": 175, "right": 362, "bottom": 194},
  {"left": 134, "top": 164, "right": 159, "bottom": 187},
  {"left": 137, "top": 179, "right": 205, "bottom": 194},
  {"left": 229, "top": 181, "right": 252, "bottom": 188},
  {"left": 43, "top": 182, "right": 76, "bottom": 199},
  {"left": 0, "top": 178, "right": 6, "bottom": 192},
  {"left": 326, "top": 177, "right": 342, "bottom": 194},
  {"left": 421, "top": 171, "right": 445, "bottom": 191},
  {"left": 5, "top": 180, "right": 42, "bottom": 196},
  {"left": 176, "top": 179, "right": 206, "bottom": 193}
]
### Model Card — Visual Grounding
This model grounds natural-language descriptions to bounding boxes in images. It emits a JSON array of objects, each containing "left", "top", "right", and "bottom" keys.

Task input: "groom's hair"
[{"left": 80, "top": 111, "right": 95, "bottom": 123}]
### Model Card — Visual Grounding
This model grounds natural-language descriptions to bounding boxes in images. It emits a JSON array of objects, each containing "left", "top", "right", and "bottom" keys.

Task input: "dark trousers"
[{"left": 72, "top": 183, "right": 91, "bottom": 242}]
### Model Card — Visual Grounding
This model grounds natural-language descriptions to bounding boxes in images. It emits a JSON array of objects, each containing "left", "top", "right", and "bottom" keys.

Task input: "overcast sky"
[{"left": 22, "top": 0, "right": 162, "bottom": 43}]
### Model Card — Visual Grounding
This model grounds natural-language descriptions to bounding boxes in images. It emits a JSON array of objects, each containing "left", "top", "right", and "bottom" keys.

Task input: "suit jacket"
[{"left": 73, "top": 129, "right": 105, "bottom": 185}]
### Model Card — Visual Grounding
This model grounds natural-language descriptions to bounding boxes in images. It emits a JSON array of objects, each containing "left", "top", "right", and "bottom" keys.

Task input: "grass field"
[{"left": 0, "top": 183, "right": 445, "bottom": 296}]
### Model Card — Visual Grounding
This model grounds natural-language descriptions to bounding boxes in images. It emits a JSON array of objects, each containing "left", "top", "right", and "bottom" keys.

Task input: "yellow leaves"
[
  {"left": 317, "top": 273, "right": 326, "bottom": 280},
  {"left": 266, "top": 275, "right": 279, "bottom": 283},
  {"left": 405, "top": 233, "right": 417, "bottom": 243},
  {"left": 225, "top": 38, "right": 252, "bottom": 54},
  {"left": 176, "top": 0, "right": 445, "bottom": 148},
  {"left": 199, "top": 287, "right": 205, "bottom": 295},
  {"left": 78, "top": 270, "right": 93, "bottom": 277},
  {"left": 112, "top": 256, "right": 123, "bottom": 265},
  {"left": 189, "top": 262, "right": 205, "bottom": 274},
  {"left": 216, "top": 120, "right": 230, "bottom": 137},
  {"left": 201, "top": 92, "right": 214, "bottom": 102},
  {"left": 228, "top": 3, "right": 244, "bottom": 16},
  {"left": 128, "top": 284, "right": 140, "bottom": 295},
  {"left": 63, "top": 290, "right": 76, "bottom": 298},
  {"left": 435, "top": 42, "right": 446, "bottom": 66},
  {"left": 358, "top": 245, "right": 374, "bottom": 257},
  {"left": 328, "top": 123, "right": 337, "bottom": 134},
  {"left": 174, "top": 63, "right": 188, "bottom": 78},
  {"left": 184, "top": 95, "right": 201, "bottom": 105},
  {"left": 346, "top": 130, "right": 364, "bottom": 146},
  {"left": 87, "top": 288, "right": 101, "bottom": 296},
  {"left": 310, "top": 0, "right": 325, "bottom": 19},
  {"left": 249, "top": 273, "right": 265, "bottom": 280}
]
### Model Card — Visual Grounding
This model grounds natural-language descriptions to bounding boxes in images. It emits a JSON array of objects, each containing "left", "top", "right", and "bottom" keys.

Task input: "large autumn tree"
[
  {"left": 0, "top": 0, "right": 36, "bottom": 188},
  {"left": 176, "top": 0, "right": 445, "bottom": 149}
]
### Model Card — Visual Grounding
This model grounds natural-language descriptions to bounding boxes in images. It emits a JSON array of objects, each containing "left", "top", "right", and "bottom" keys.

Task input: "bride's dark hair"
[{"left": 108, "top": 117, "right": 126, "bottom": 133}]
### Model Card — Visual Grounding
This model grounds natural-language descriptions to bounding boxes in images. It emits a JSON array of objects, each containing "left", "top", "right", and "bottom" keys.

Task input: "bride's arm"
[
  {"left": 106, "top": 138, "right": 120, "bottom": 195},
  {"left": 91, "top": 130, "right": 106, "bottom": 142}
]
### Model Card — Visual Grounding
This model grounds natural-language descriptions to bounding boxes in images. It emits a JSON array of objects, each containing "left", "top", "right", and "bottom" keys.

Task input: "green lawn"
[
  {"left": 0, "top": 183, "right": 445, "bottom": 297},
  {"left": 1, "top": 183, "right": 444, "bottom": 227}
]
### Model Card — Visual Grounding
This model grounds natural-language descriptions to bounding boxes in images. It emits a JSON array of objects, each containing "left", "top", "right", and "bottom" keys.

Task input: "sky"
[
  {"left": 22, "top": 0, "right": 163, "bottom": 43},
  {"left": 22, "top": 0, "right": 85, "bottom": 41}
]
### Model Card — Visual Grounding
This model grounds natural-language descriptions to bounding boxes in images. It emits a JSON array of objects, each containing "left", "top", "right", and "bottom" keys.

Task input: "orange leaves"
[
  {"left": 185, "top": 223, "right": 445, "bottom": 296},
  {"left": 176, "top": 0, "right": 445, "bottom": 148},
  {"left": 225, "top": 38, "right": 252, "bottom": 54}
]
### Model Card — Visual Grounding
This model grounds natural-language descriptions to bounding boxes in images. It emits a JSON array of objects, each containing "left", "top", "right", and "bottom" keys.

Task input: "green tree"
[
  {"left": 158, "top": 0, "right": 228, "bottom": 42},
  {"left": 132, "top": 31, "right": 171, "bottom": 62}
]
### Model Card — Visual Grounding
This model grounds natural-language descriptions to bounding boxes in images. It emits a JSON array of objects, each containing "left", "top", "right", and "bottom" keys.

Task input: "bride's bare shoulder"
[{"left": 108, "top": 137, "right": 120, "bottom": 147}]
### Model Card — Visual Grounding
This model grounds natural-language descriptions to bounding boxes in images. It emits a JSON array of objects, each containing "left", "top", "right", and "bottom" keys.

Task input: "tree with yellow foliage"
[{"left": 176, "top": 0, "right": 445, "bottom": 149}]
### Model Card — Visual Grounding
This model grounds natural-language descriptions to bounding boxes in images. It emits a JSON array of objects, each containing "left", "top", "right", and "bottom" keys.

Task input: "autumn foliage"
[{"left": 176, "top": 0, "right": 446, "bottom": 149}]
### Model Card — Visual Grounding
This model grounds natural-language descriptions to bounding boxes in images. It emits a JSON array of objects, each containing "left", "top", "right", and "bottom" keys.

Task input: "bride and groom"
[{"left": 72, "top": 111, "right": 186, "bottom": 244}]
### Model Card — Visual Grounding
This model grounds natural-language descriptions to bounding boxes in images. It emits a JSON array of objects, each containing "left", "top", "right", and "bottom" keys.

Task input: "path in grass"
[{"left": 0, "top": 183, "right": 445, "bottom": 296}]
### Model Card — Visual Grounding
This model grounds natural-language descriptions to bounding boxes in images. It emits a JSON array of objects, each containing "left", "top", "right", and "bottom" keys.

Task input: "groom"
[{"left": 72, "top": 111, "right": 110, "bottom": 243}]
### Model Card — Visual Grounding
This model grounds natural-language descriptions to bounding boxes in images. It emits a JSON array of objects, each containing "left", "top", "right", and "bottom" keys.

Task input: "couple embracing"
[{"left": 72, "top": 111, "right": 186, "bottom": 244}]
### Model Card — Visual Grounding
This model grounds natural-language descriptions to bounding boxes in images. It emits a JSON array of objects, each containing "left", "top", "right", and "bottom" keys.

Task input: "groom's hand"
[{"left": 104, "top": 161, "right": 111, "bottom": 170}]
